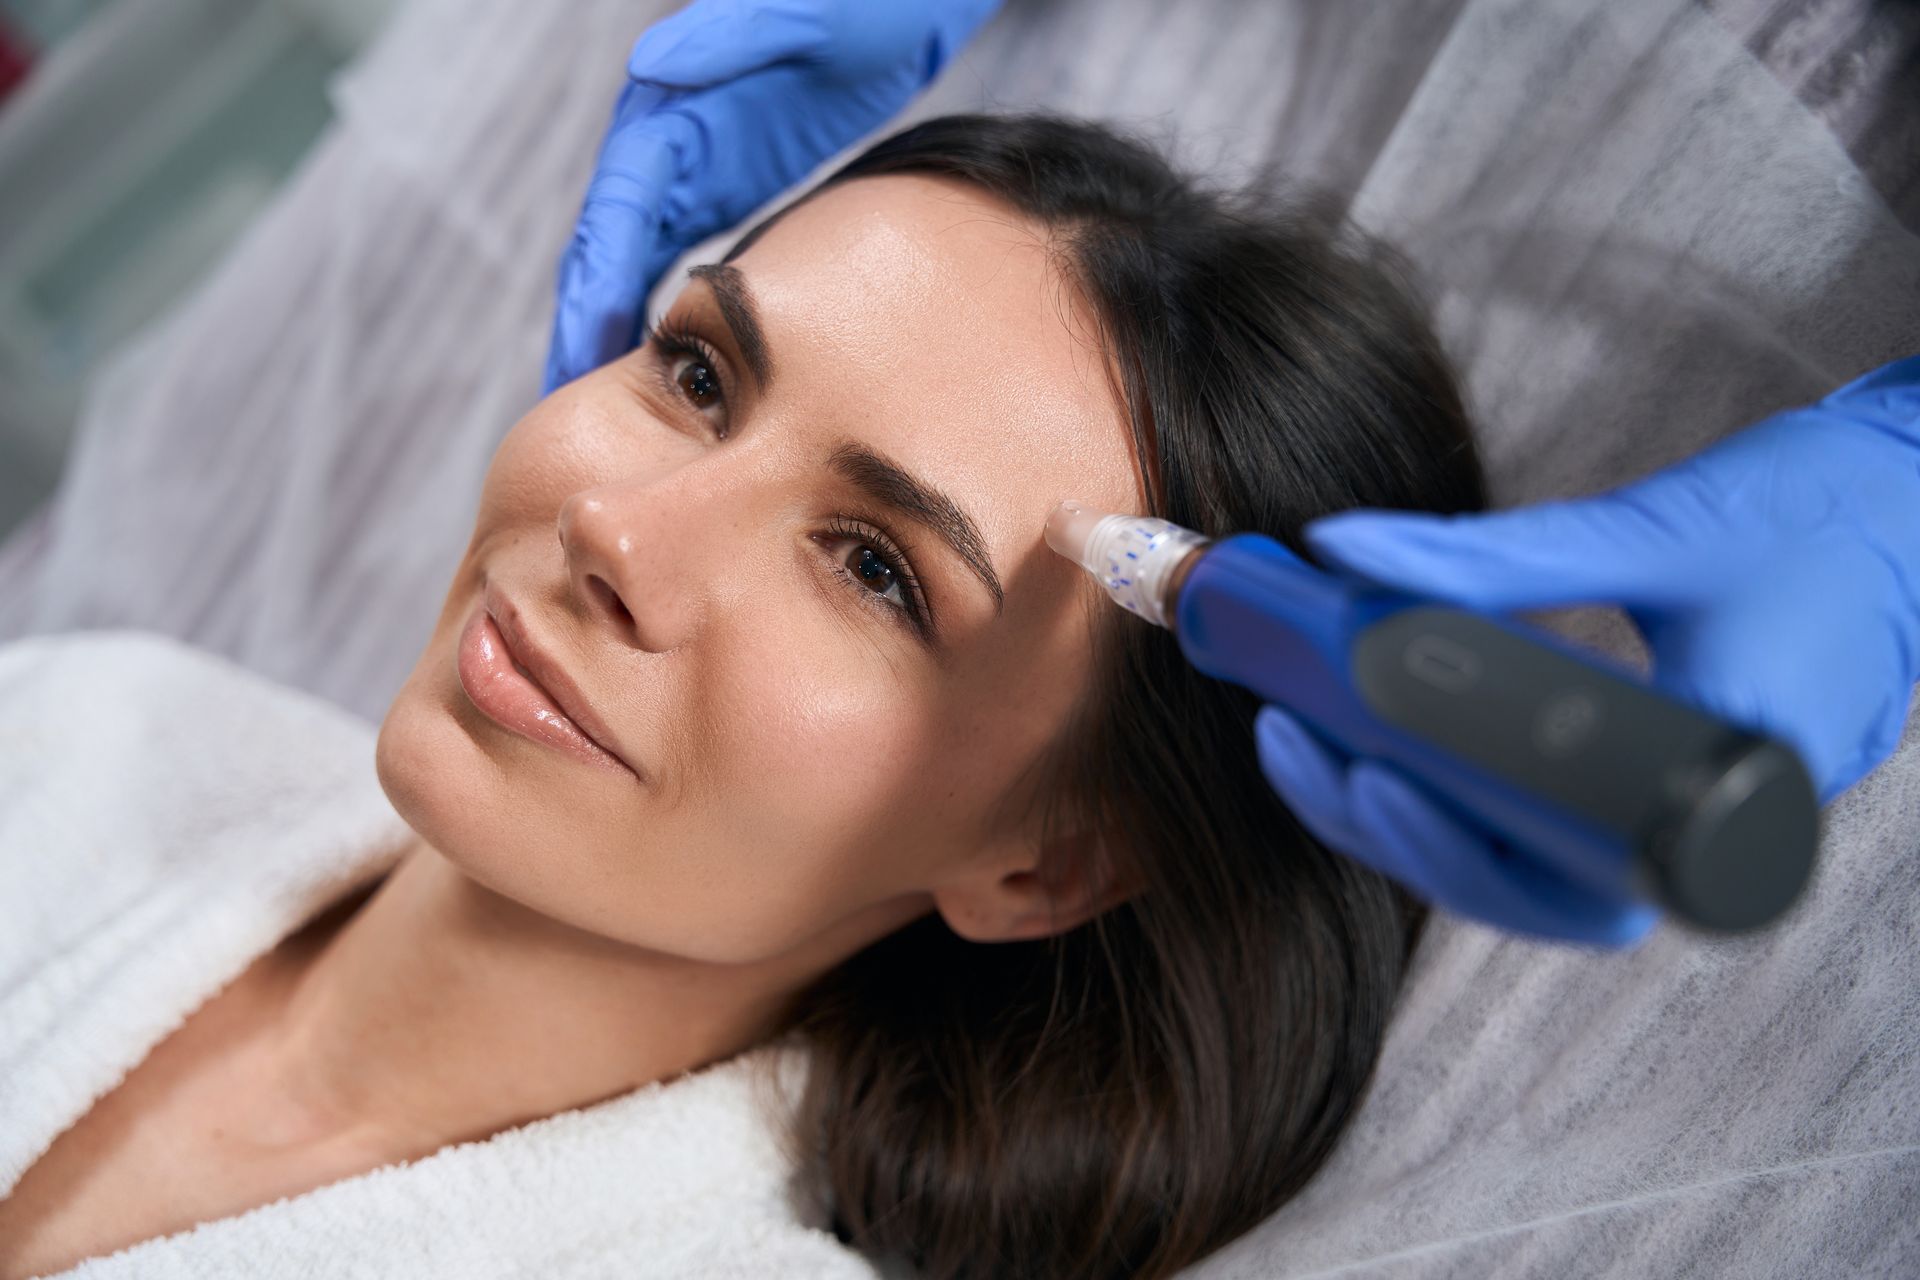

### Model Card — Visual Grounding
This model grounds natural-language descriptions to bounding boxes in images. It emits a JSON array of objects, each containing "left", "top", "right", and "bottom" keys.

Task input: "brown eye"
[
  {"left": 674, "top": 357, "right": 720, "bottom": 408},
  {"left": 818, "top": 520, "right": 928, "bottom": 634},
  {"left": 848, "top": 545, "right": 898, "bottom": 598}
]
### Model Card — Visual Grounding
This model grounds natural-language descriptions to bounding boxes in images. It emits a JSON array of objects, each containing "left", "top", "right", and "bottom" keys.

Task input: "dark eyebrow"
[
  {"left": 686, "top": 263, "right": 772, "bottom": 388},
  {"left": 827, "top": 440, "right": 1005, "bottom": 615}
]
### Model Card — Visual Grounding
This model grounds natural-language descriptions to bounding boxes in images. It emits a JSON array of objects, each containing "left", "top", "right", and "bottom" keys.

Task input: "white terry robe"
[{"left": 0, "top": 629, "right": 885, "bottom": 1279}]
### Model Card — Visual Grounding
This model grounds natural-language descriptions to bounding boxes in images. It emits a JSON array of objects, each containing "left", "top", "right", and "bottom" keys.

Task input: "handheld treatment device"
[{"left": 1045, "top": 501, "right": 1820, "bottom": 934}]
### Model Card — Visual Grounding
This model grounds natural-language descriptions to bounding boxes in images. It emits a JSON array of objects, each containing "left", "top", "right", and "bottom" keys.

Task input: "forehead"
[{"left": 722, "top": 174, "right": 1145, "bottom": 571}]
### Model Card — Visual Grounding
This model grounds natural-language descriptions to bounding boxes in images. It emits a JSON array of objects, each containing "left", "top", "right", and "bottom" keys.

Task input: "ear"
[{"left": 931, "top": 828, "right": 1141, "bottom": 944}]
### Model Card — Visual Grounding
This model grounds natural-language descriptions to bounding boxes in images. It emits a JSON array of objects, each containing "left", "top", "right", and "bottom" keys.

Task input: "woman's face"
[{"left": 377, "top": 174, "right": 1142, "bottom": 972}]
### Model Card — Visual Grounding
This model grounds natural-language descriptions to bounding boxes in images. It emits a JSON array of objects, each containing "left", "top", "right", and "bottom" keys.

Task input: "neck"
[{"left": 228, "top": 839, "right": 803, "bottom": 1161}]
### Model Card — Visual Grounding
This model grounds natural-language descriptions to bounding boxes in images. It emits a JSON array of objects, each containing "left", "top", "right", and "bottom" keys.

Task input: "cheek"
[
  {"left": 655, "top": 619, "right": 1014, "bottom": 956},
  {"left": 710, "top": 635, "right": 950, "bottom": 863},
  {"left": 692, "top": 624, "right": 1068, "bottom": 901},
  {"left": 374, "top": 665, "right": 509, "bottom": 883}
]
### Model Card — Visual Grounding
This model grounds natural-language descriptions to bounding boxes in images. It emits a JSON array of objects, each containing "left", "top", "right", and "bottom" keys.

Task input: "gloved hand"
[
  {"left": 1254, "top": 356, "right": 1920, "bottom": 948},
  {"left": 544, "top": 0, "right": 1003, "bottom": 395}
]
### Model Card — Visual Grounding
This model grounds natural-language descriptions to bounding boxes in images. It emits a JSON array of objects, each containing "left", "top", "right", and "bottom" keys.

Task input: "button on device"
[
  {"left": 1534, "top": 689, "right": 1601, "bottom": 756},
  {"left": 1404, "top": 633, "right": 1482, "bottom": 692}
]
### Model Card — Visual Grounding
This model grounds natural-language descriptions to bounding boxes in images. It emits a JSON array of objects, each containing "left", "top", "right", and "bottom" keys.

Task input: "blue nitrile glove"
[
  {"left": 1254, "top": 356, "right": 1920, "bottom": 948},
  {"left": 543, "top": 0, "right": 1003, "bottom": 394}
]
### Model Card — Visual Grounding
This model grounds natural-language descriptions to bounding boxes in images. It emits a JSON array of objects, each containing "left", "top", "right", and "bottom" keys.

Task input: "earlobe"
[{"left": 933, "top": 830, "right": 1139, "bottom": 943}]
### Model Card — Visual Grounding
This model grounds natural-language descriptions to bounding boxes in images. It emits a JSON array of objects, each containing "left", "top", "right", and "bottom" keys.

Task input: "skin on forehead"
[
  {"left": 654, "top": 174, "right": 1146, "bottom": 859},
  {"left": 707, "top": 171, "right": 1144, "bottom": 636}
]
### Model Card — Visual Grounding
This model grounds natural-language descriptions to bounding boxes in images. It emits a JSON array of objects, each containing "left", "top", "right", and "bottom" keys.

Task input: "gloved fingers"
[
  {"left": 1349, "top": 761, "right": 1659, "bottom": 948},
  {"left": 1253, "top": 707, "right": 1454, "bottom": 907},
  {"left": 1301, "top": 492, "right": 1699, "bottom": 615},
  {"left": 545, "top": 209, "right": 650, "bottom": 394},
  {"left": 543, "top": 112, "right": 688, "bottom": 394},
  {"left": 935, "top": 0, "right": 1003, "bottom": 37},
  {"left": 1255, "top": 707, "right": 1659, "bottom": 946},
  {"left": 925, "top": 0, "right": 1004, "bottom": 75},
  {"left": 627, "top": 0, "right": 828, "bottom": 89},
  {"left": 1636, "top": 541, "right": 1913, "bottom": 805},
  {"left": 1820, "top": 353, "right": 1920, "bottom": 423},
  {"left": 1813, "top": 678, "right": 1917, "bottom": 804}
]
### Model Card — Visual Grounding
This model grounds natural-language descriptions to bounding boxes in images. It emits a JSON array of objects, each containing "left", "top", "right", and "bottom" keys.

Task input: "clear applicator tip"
[{"left": 1044, "top": 500, "right": 1212, "bottom": 629}]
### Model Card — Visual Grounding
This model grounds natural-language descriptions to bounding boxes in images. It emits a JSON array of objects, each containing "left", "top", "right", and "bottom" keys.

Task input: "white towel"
[{"left": 0, "top": 629, "right": 882, "bottom": 1279}]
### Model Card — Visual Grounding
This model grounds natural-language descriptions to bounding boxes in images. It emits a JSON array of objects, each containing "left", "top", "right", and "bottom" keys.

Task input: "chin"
[
  {"left": 376, "top": 669, "right": 497, "bottom": 858},
  {"left": 373, "top": 664, "right": 639, "bottom": 943}
]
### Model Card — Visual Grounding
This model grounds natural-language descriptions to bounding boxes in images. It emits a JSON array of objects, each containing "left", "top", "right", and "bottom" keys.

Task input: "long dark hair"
[{"left": 739, "top": 113, "right": 1488, "bottom": 1279}]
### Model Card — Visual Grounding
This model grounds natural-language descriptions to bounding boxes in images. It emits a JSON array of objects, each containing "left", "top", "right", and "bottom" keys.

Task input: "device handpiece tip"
[
  {"left": 1044, "top": 499, "right": 1105, "bottom": 565},
  {"left": 1043, "top": 500, "right": 1210, "bottom": 629}
]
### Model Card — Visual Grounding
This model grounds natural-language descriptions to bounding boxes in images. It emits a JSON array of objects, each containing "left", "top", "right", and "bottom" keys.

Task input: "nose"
[{"left": 557, "top": 474, "right": 739, "bottom": 653}]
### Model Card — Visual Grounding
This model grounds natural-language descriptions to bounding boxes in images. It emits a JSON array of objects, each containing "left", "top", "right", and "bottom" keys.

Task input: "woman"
[{"left": 0, "top": 113, "right": 1486, "bottom": 1279}]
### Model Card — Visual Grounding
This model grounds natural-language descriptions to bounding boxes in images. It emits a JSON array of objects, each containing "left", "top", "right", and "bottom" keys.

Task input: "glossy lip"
[{"left": 463, "top": 581, "right": 640, "bottom": 780}]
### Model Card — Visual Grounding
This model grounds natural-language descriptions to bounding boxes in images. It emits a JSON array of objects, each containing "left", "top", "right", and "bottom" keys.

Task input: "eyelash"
[
  {"left": 642, "top": 318, "right": 730, "bottom": 435},
  {"left": 640, "top": 317, "right": 934, "bottom": 638},
  {"left": 821, "top": 517, "right": 933, "bottom": 636}
]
